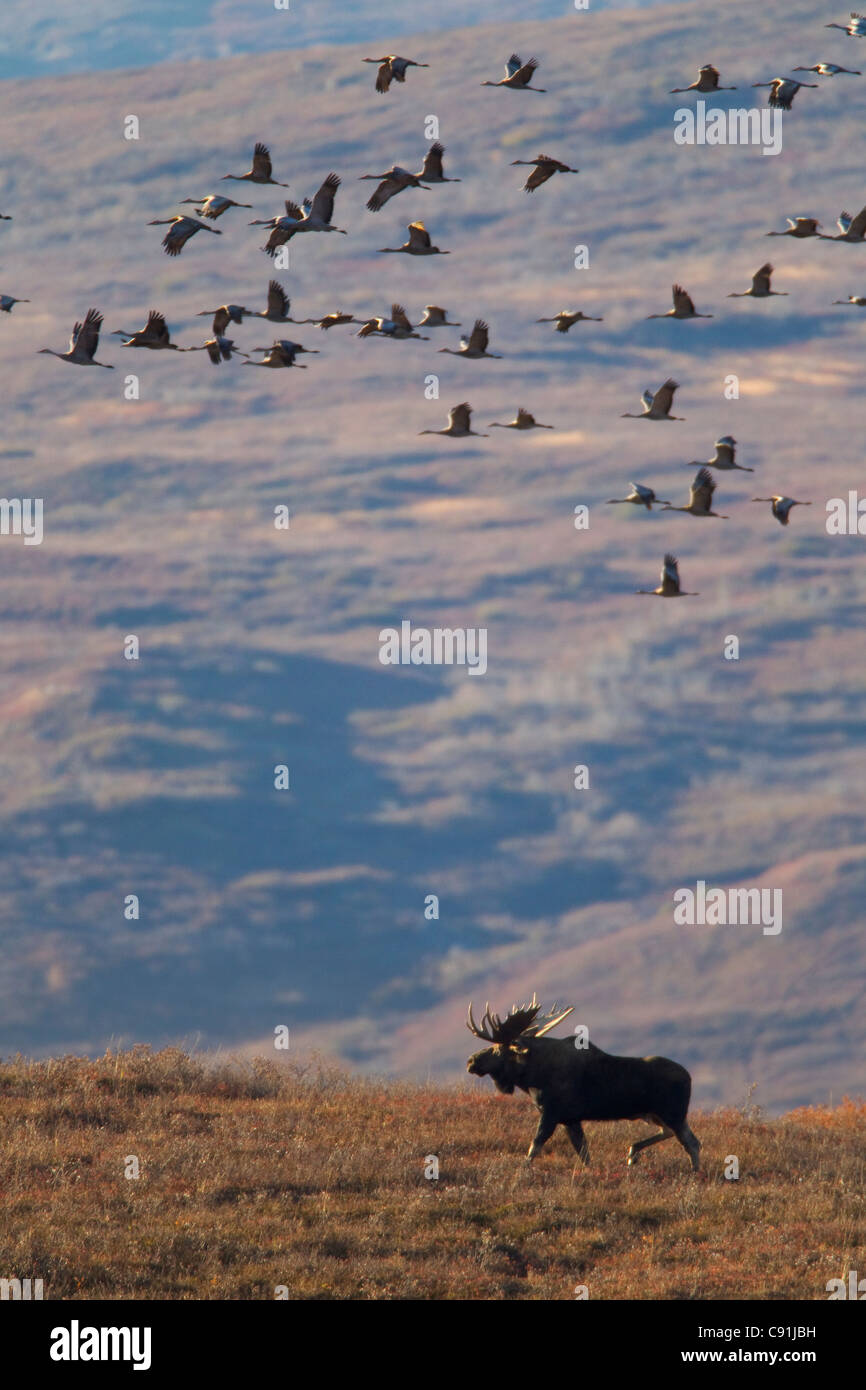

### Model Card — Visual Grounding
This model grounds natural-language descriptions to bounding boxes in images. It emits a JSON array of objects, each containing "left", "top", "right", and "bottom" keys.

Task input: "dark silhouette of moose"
[{"left": 466, "top": 997, "right": 700, "bottom": 1171}]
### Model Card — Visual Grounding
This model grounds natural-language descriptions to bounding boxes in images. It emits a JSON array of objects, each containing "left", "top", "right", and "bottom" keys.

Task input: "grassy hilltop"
[{"left": 1, "top": 1048, "right": 863, "bottom": 1299}]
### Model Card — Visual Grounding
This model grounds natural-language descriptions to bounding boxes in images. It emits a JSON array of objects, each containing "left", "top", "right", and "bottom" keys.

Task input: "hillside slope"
[
  {"left": 1, "top": 1050, "right": 863, "bottom": 1300},
  {"left": 0, "top": 0, "right": 863, "bottom": 1107}
]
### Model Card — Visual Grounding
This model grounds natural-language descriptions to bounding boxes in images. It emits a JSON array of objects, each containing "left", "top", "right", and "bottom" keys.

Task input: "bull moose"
[{"left": 466, "top": 996, "right": 701, "bottom": 1171}]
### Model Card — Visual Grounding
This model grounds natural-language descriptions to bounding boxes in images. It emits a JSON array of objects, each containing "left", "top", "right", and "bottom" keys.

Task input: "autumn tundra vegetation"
[{"left": 0, "top": 1047, "right": 863, "bottom": 1300}]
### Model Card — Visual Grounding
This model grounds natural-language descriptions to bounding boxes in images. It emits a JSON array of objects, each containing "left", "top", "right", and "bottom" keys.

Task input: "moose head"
[{"left": 466, "top": 996, "right": 574, "bottom": 1093}]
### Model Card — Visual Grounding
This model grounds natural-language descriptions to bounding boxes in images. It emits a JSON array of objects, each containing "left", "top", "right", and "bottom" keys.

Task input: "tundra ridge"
[{"left": 0, "top": 1047, "right": 862, "bottom": 1300}]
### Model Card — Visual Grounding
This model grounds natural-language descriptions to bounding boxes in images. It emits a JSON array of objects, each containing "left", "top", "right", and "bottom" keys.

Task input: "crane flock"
[{"left": 8, "top": 26, "right": 846, "bottom": 605}]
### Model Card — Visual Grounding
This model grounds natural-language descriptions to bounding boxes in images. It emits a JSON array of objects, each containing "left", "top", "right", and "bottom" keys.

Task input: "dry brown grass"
[{"left": 1, "top": 1047, "right": 863, "bottom": 1300}]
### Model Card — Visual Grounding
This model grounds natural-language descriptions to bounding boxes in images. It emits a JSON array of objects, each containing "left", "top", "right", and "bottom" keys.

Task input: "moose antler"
[
  {"left": 467, "top": 1000, "right": 509, "bottom": 1042},
  {"left": 467, "top": 998, "right": 538, "bottom": 1043},
  {"left": 467, "top": 1000, "right": 528, "bottom": 1045},
  {"left": 467, "top": 995, "right": 573, "bottom": 1045},
  {"left": 524, "top": 1002, "right": 575, "bottom": 1037}
]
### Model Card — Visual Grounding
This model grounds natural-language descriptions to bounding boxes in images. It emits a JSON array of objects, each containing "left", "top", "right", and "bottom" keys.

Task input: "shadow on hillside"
[{"left": 0, "top": 647, "right": 625, "bottom": 1051}]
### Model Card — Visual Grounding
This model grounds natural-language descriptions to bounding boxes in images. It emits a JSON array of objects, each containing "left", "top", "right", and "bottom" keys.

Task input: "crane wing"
[
  {"left": 513, "top": 57, "right": 539, "bottom": 86},
  {"left": 846, "top": 203, "right": 866, "bottom": 238},
  {"left": 310, "top": 173, "right": 340, "bottom": 223},
  {"left": 661, "top": 553, "right": 681, "bottom": 594},
  {"left": 690, "top": 466, "right": 716, "bottom": 512},
  {"left": 752, "top": 262, "right": 773, "bottom": 293},
  {"left": 467, "top": 319, "right": 490, "bottom": 353},
  {"left": 407, "top": 220, "right": 431, "bottom": 249},
  {"left": 420, "top": 142, "right": 445, "bottom": 180},
  {"left": 145, "top": 310, "right": 169, "bottom": 341},
  {"left": 251, "top": 143, "right": 274, "bottom": 180},
  {"left": 366, "top": 178, "right": 399, "bottom": 213},
  {"left": 73, "top": 307, "right": 103, "bottom": 359},
  {"left": 267, "top": 280, "right": 289, "bottom": 317},
  {"left": 652, "top": 378, "right": 678, "bottom": 415},
  {"left": 524, "top": 165, "right": 549, "bottom": 192}
]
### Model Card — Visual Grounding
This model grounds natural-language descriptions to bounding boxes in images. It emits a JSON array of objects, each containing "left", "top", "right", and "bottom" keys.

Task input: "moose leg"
[
  {"left": 675, "top": 1122, "right": 701, "bottom": 1172},
  {"left": 627, "top": 1122, "right": 674, "bottom": 1167},
  {"left": 526, "top": 1108, "right": 558, "bottom": 1160},
  {"left": 565, "top": 1121, "right": 590, "bottom": 1165}
]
